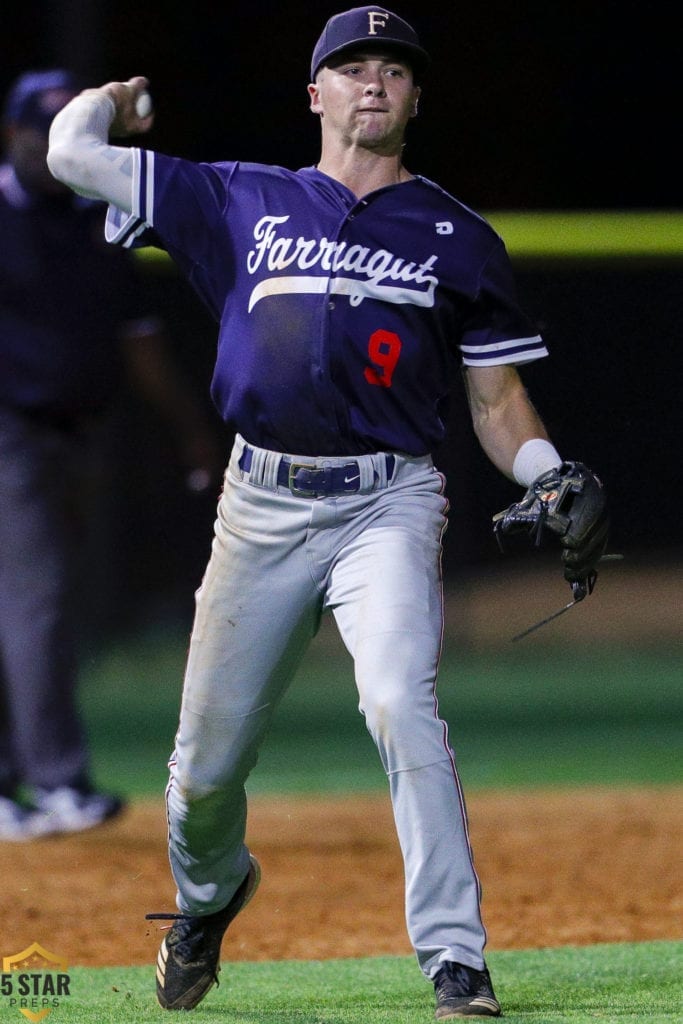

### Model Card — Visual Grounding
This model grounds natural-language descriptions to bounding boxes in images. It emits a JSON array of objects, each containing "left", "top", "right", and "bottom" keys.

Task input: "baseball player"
[{"left": 47, "top": 6, "right": 605, "bottom": 1019}]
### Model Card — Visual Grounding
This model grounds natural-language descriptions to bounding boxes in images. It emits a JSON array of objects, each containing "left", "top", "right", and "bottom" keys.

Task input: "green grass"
[
  {"left": 13, "top": 942, "right": 681, "bottom": 1023},
  {"left": 79, "top": 624, "right": 683, "bottom": 797}
]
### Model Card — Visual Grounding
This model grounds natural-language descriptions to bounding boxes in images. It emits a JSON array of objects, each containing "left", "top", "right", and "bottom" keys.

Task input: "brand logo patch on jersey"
[
  {"left": 246, "top": 215, "right": 440, "bottom": 311},
  {"left": 435, "top": 221, "right": 453, "bottom": 235}
]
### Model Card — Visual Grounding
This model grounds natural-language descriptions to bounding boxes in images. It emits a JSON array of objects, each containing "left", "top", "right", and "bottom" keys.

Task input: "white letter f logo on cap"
[{"left": 368, "top": 10, "right": 389, "bottom": 35}]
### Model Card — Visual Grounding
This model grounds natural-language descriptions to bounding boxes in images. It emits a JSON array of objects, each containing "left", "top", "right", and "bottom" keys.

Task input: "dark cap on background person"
[
  {"left": 310, "top": 6, "right": 430, "bottom": 81},
  {"left": 2, "top": 69, "right": 81, "bottom": 134}
]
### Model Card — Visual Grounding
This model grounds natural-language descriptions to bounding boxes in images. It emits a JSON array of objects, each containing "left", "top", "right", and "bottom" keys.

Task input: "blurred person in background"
[{"left": 0, "top": 69, "right": 221, "bottom": 841}]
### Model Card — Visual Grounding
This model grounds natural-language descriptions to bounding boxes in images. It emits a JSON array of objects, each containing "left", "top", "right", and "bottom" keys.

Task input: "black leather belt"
[{"left": 238, "top": 446, "right": 395, "bottom": 497}]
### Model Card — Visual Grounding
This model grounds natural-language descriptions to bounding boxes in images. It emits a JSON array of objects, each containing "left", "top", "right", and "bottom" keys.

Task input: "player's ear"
[
  {"left": 308, "top": 81, "right": 322, "bottom": 115},
  {"left": 410, "top": 84, "right": 421, "bottom": 118}
]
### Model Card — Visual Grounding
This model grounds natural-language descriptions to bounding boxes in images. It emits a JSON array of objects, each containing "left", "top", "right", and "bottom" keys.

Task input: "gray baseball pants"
[{"left": 165, "top": 433, "right": 488, "bottom": 978}]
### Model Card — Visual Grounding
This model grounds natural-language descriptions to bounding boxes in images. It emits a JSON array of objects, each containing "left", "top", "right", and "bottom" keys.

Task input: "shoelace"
[
  {"left": 145, "top": 910, "right": 226, "bottom": 961},
  {"left": 145, "top": 912, "right": 193, "bottom": 931},
  {"left": 145, "top": 910, "right": 230, "bottom": 925}
]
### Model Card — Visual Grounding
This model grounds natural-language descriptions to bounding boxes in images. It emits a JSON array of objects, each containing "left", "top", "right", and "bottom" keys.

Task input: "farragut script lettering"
[{"left": 246, "top": 214, "right": 439, "bottom": 311}]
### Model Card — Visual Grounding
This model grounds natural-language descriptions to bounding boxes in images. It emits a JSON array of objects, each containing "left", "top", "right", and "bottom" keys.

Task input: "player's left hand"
[
  {"left": 82, "top": 76, "right": 154, "bottom": 138},
  {"left": 492, "top": 460, "right": 610, "bottom": 598}
]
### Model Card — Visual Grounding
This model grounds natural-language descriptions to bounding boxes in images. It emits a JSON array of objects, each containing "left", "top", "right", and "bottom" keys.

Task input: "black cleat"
[
  {"left": 147, "top": 854, "right": 261, "bottom": 1010},
  {"left": 433, "top": 961, "right": 501, "bottom": 1019}
]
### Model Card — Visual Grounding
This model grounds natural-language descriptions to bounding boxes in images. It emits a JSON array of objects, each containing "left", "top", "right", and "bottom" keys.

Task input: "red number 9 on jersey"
[{"left": 364, "top": 329, "right": 402, "bottom": 388}]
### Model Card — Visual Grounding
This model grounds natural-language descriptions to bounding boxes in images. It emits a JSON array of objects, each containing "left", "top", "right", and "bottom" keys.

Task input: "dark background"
[
  {"left": 2, "top": 1, "right": 678, "bottom": 210},
  {"left": 2, "top": 2, "right": 680, "bottom": 631}
]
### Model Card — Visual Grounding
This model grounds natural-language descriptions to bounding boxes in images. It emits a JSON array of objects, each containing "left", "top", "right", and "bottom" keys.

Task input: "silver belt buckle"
[{"left": 288, "top": 461, "right": 318, "bottom": 497}]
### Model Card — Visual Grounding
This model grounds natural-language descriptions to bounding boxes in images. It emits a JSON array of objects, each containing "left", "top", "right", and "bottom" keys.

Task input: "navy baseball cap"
[
  {"left": 2, "top": 69, "right": 81, "bottom": 134},
  {"left": 311, "top": 7, "right": 430, "bottom": 81}
]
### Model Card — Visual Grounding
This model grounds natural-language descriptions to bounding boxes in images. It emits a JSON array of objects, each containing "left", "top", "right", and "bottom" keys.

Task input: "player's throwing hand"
[{"left": 82, "top": 76, "right": 153, "bottom": 137}]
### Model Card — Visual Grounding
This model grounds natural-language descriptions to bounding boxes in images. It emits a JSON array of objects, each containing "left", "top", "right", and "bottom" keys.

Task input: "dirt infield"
[{"left": 2, "top": 786, "right": 681, "bottom": 966}]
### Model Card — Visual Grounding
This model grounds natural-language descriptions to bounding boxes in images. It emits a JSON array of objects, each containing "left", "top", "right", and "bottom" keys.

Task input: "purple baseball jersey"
[{"left": 106, "top": 155, "right": 547, "bottom": 455}]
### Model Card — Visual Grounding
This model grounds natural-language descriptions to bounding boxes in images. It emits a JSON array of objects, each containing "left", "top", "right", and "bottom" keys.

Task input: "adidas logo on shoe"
[{"left": 433, "top": 961, "right": 501, "bottom": 1018}]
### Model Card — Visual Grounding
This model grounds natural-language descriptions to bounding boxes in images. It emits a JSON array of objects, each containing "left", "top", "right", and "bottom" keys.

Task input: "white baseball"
[{"left": 135, "top": 91, "right": 153, "bottom": 118}]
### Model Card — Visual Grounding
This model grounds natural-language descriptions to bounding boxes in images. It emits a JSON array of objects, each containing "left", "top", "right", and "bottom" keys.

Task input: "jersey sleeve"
[
  {"left": 458, "top": 238, "right": 547, "bottom": 367},
  {"left": 104, "top": 149, "right": 237, "bottom": 320}
]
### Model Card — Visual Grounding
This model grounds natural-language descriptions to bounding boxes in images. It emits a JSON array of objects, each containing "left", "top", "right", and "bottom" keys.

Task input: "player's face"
[{"left": 309, "top": 52, "right": 420, "bottom": 154}]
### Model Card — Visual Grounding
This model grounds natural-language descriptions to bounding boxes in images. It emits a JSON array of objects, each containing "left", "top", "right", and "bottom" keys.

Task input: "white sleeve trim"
[
  {"left": 104, "top": 205, "right": 148, "bottom": 247},
  {"left": 104, "top": 149, "right": 155, "bottom": 247},
  {"left": 460, "top": 334, "right": 548, "bottom": 367}
]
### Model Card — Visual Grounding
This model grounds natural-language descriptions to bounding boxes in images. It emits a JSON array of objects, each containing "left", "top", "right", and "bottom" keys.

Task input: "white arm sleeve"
[{"left": 47, "top": 93, "right": 137, "bottom": 213}]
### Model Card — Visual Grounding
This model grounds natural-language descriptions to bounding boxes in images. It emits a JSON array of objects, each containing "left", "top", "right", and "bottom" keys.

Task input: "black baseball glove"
[{"left": 492, "top": 461, "right": 609, "bottom": 600}]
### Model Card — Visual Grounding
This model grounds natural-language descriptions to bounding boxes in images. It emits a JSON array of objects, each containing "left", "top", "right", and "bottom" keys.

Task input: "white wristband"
[{"left": 512, "top": 439, "right": 562, "bottom": 487}]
